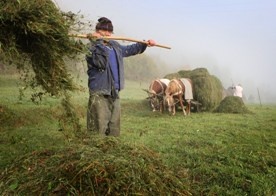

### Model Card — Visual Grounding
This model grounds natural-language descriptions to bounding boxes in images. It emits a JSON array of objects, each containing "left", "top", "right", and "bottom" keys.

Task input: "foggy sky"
[{"left": 54, "top": 0, "right": 276, "bottom": 103}]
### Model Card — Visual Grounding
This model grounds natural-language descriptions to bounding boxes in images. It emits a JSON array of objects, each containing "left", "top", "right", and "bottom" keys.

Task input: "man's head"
[{"left": 95, "top": 17, "right": 113, "bottom": 36}]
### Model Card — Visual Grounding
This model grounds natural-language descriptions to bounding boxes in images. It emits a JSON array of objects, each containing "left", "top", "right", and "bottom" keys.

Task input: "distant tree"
[{"left": 124, "top": 54, "right": 163, "bottom": 82}]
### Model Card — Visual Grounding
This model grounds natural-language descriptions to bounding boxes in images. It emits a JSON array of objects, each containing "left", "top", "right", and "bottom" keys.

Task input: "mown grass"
[
  {"left": 121, "top": 100, "right": 276, "bottom": 195},
  {"left": 1, "top": 75, "right": 275, "bottom": 195}
]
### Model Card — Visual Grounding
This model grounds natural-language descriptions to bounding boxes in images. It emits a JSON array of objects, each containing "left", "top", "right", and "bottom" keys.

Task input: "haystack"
[
  {"left": 165, "top": 68, "right": 224, "bottom": 111},
  {"left": 214, "top": 96, "right": 251, "bottom": 114},
  {"left": 0, "top": 136, "right": 189, "bottom": 195},
  {"left": 0, "top": 0, "right": 84, "bottom": 95}
]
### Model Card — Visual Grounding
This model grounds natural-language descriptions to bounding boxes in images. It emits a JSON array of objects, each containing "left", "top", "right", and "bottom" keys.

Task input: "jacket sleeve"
[
  {"left": 86, "top": 41, "right": 108, "bottom": 71},
  {"left": 123, "top": 42, "right": 147, "bottom": 57},
  {"left": 110, "top": 41, "right": 147, "bottom": 58}
]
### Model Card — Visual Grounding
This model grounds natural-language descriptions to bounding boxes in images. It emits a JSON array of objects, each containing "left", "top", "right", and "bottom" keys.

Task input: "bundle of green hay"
[
  {"left": 0, "top": 136, "right": 189, "bottom": 195},
  {"left": 214, "top": 96, "right": 252, "bottom": 114},
  {"left": 165, "top": 68, "right": 224, "bottom": 111},
  {"left": 0, "top": 0, "right": 84, "bottom": 95}
]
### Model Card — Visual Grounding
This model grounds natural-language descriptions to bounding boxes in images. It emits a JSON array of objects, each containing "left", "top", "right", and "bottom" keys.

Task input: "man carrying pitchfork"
[{"left": 86, "top": 17, "right": 156, "bottom": 136}]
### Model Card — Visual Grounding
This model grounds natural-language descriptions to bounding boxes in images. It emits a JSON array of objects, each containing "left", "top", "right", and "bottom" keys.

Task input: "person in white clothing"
[{"left": 233, "top": 84, "right": 243, "bottom": 98}]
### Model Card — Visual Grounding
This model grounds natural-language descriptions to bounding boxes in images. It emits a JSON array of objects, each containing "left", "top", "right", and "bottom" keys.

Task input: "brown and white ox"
[
  {"left": 164, "top": 78, "right": 193, "bottom": 115},
  {"left": 145, "top": 78, "right": 170, "bottom": 112}
]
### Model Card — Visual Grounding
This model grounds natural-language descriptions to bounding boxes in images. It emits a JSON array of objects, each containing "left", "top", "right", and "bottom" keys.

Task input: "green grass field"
[{"left": 1, "top": 75, "right": 275, "bottom": 195}]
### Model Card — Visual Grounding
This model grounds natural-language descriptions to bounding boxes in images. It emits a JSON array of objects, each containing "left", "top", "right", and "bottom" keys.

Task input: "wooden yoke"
[{"left": 69, "top": 34, "right": 171, "bottom": 50}]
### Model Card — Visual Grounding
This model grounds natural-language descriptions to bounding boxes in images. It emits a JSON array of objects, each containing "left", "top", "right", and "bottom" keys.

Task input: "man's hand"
[{"left": 147, "top": 39, "right": 156, "bottom": 47}]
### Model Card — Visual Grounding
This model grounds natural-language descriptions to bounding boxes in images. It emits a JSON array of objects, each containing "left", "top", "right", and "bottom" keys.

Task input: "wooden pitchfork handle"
[{"left": 69, "top": 34, "right": 171, "bottom": 49}]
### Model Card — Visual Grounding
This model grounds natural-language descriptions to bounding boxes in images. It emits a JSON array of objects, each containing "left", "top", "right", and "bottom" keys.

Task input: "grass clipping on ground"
[
  {"left": 214, "top": 96, "right": 252, "bottom": 114},
  {"left": 0, "top": 0, "right": 83, "bottom": 96},
  {"left": 165, "top": 68, "right": 224, "bottom": 111},
  {"left": 0, "top": 136, "right": 189, "bottom": 195}
]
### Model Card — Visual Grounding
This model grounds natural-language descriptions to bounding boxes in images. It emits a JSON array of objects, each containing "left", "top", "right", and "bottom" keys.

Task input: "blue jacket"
[{"left": 86, "top": 39, "right": 147, "bottom": 97}]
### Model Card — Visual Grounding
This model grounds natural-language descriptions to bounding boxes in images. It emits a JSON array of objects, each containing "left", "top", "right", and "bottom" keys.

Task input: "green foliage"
[
  {"left": 0, "top": 137, "right": 188, "bottom": 195},
  {"left": 121, "top": 100, "right": 276, "bottom": 195},
  {"left": 0, "top": 0, "right": 84, "bottom": 95},
  {"left": 59, "top": 93, "right": 82, "bottom": 133},
  {"left": 214, "top": 96, "right": 252, "bottom": 114},
  {"left": 1, "top": 76, "right": 275, "bottom": 195},
  {"left": 0, "top": 105, "right": 20, "bottom": 128}
]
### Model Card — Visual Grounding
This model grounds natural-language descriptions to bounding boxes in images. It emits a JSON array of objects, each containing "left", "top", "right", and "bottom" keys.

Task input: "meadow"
[{"left": 0, "top": 75, "right": 275, "bottom": 195}]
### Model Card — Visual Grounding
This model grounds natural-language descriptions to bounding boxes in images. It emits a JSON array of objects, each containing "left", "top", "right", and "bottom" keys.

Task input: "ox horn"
[
  {"left": 142, "top": 89, "right": 150, "bottom": 93},
  {"left": 142, "top": 89, "right": 156, "bottom": 99},
  {"left": 142, "top": 89, "right": 156, "bottom": 95}
]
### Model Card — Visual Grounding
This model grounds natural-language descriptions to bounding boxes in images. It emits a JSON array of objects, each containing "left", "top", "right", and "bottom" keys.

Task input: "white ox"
[{"left": 145, "top": 78, "right": 170, "bottom": 112}]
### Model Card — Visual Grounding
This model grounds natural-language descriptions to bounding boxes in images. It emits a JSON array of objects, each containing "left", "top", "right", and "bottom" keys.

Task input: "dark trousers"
[{"left": 87, "top": 92, "right": 120, "bottom": 136}]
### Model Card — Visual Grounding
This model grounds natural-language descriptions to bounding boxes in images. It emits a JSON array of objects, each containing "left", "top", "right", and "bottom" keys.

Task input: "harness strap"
[
  {"left": 150, "top": 79, "right": 166, "bottom": 97},
  {"left": 148, "top": 82, "right": 157, "bottom": 95},
  {"left": 171, "top": 79, "right": 183, "bottom": 96},
  {"left": 157, "top": 79, "right": 164, "bottom": 92},
  {"left": 177, "top": 79, "right": 185, "bottom": 90}
]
